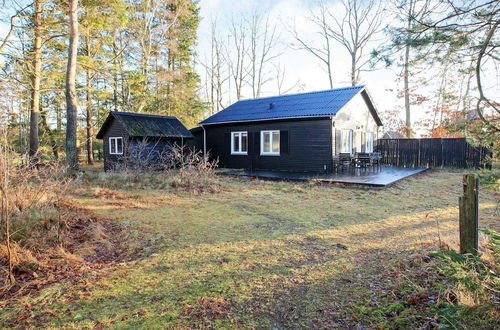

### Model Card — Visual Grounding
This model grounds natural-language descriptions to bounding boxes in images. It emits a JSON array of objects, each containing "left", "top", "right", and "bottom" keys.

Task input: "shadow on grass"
[{"left": 2, "top": 171, "right": 498, "bottom": 328}]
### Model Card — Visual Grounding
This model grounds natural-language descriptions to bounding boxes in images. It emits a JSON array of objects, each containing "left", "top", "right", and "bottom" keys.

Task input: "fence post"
[{"left": 459, "top": 174, "right": 479, "bottom": 255}]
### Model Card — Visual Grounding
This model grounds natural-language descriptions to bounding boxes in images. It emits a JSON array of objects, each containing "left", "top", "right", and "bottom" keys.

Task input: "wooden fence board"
[{"left": 376, "top": 138, "right": 490, "bottom": 168}]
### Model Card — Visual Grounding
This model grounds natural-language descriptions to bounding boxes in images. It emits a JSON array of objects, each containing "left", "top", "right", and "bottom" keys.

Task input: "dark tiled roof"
[
  {"left": 200, "top": 85, "right": 369, "bottom": 125},
  {"left": 96, "top": 112, "right": 193, "bottom": 139}
]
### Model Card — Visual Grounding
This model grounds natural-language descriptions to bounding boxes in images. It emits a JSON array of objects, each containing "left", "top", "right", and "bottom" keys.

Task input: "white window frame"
[
  {"left": 109, "top": 137, "right": 123, "bottom": 155},
  {"left": 340, "top": 130, "right": 353, "bottom": 154},
  {"left": 230, "top": 131, "right": 248, "bottom": 155},
  {"left": 366, "top": 132, "right": 374, "bottom": 153},
  {"left": 260, "top": 130, "right": 280, "bottom": 156}
]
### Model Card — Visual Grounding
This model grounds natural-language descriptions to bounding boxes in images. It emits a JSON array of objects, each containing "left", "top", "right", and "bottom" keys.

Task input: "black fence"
[{"left": 376, "top": 138, "right": 491, "bottom": 168}]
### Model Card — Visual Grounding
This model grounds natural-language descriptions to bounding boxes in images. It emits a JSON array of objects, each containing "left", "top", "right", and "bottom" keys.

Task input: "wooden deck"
[{"left": 218, "top": 166, "right": 428, "bottom": 187}]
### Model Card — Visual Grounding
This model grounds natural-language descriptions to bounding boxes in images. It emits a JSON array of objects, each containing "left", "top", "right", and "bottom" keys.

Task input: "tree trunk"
[
  {"left": 112, "top": 41, "right": 119, "bottom": 112},
  {"left": 29, "top": 0, "right": 43, "bottom": 163},
  {"left": 85, "top": 35, "right": 94, "bottom": 165},
  {"left": 403, "top": 1, "right": 413, "bottom": 139},
  {"left": 324, "top": 30, "right": 333, "bottom": 89},
  {"left": 404, "top": 42, "right": 411, "bottom": 138},
  {"left": 351, "top": 52, "right": 357, "bottom": 86},
  {"left": 65, "top": 0, "right": 79, "bottom": 171}
]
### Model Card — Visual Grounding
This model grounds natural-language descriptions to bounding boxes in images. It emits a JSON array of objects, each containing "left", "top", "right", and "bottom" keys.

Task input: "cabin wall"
[
  {"left": 126, "top": 137, "right": 186, "bottom": 169},
  {"left": 204, "top": 118, "right": 333, "bottom": 172},
  {"left": 102, "top": 117, "right": 190, "bottom": 171},
  {"left": 190, "top": 128, "right": 204, "bottom": 153},
  {"left": 332, "top": 93, "right": 380, "bottom": 155},
  {"left": 102, "top": 118, "right": 129, "bottom": 171}
]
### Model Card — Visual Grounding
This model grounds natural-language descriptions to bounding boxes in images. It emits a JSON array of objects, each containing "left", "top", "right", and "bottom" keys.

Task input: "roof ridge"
[
  {"left": 236, "top": 85, "right": 365, "bottom": 103},
  {"left": 111, "top": 111, "right": 178, "bottom": 119}
]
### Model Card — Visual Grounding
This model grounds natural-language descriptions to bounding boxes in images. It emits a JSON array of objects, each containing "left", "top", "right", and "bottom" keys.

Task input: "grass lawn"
[{"left": 1, "top": 169, "right": 498, "bottom": 328}]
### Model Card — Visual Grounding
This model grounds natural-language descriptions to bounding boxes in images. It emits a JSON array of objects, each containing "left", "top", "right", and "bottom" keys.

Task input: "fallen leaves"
[{"left": 182, "top": 296, "right": 231, "bottom": 322}]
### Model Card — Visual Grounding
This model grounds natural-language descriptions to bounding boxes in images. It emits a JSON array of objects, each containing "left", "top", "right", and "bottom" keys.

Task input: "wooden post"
[{"left": 459, "top": 174, "right": 479, "bottom": 255}]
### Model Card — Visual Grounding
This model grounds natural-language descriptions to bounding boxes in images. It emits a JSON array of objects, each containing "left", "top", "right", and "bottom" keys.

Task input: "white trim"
[
  {"left": 260, "top": 130, "right": 280, "bottom": 156},
  {"left": 230, "top": 131, "right": 248, "bottom": 155},
  {"left": 340, "top": 130, "right": 353, "bottom": 154},
  {"left": 366, "top": 132, "right": 374, "bottom": 153},
  {"left": 109, "top": 137, "right": 123, "bottom": 155}
]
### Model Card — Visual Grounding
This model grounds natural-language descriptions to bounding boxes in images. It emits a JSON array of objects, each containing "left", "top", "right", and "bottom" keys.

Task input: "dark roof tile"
[
  {"left": 200, "top": 85, "right": 366, "bottom": 125},
  {"left": 96, "top": 112, "right": 193, "bottom": 139}
]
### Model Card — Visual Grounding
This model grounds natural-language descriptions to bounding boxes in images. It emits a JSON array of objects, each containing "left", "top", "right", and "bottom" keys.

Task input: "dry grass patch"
[{"left": 1, "top": 169, "right": 498, "bottom": 328}]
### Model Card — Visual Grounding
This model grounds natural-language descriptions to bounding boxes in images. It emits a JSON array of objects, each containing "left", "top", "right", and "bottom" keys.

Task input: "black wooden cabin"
[
  {"left": 96, "top": 112, "right": 193, "bottom": 171},
  {"left": 194, "top": 85, "right": 383, "bottom": 173}
]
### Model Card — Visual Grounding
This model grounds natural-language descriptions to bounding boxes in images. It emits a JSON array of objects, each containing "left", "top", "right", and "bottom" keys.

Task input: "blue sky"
[{"left": 196, "top": 0, "right": 403, "bottom": 122}]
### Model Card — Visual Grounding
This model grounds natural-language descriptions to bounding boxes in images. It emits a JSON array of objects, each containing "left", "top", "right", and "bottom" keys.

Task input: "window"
[
  {"left": 261, "top": 130, "right": 280, "bottom": 155},
  {"left": 340, "top": 130, "right": 353, "bottom": 153},
  {"left": 366, "top": 132, "right": 374, "bottom": 153},
  {"left": 231, "top": 131, "right": 248, "bottom": 155},
  {"left": 109, "top": 137, "right": 123, "bottom": 155}
]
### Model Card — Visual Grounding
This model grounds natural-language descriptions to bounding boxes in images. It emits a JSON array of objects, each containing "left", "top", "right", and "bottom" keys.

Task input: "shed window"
[
  {"left": 231, "top": 132, "right": 248, "bottom": 155},
  {"left": 340, "top": 130, "right": 353, "bottom": 154},
  {"left": 261, "top": 130, "right": 280, "bottom": 156},
  {"left": 366, "top": 132, "right": 374, "bottom": 153},
  {"left": 109, "top": 137, "right": 123, "bottom": 155}
]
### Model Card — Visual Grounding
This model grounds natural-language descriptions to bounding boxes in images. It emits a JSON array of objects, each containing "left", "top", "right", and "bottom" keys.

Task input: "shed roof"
[
  {"left": 96, "top": 112, "right": 193, "bottom": 139},
  {"left": 200, "top": 85, "right": 382, "bottom": 126}
]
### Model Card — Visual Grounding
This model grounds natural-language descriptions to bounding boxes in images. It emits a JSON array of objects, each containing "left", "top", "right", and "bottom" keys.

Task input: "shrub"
[
  {"left": 0, "top": 158, "right": 74, "bottom": 284},
  {"left": 166, "top": 145, "right": 221, "bottom": 194},
  {"left": 433, "top": 229, "right": 499, "bottom": 327},
  {"left": 91, "top": 143, "right": 222, "bottom": 194},
  {"left": 474, "top": 167, "right": 499, "bottom": 191}
]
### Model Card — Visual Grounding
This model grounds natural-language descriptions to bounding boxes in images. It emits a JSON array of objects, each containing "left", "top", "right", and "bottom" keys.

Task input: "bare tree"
[
  {"left": 65, "top": 0, "right": 79, "bottom": 171},
  {"left": 273, "top": 61, "right": 302, "bottom": 95},
  {"left": 247, "top": 12, "right": 281, "bottom": 98},
  {"left": 288, "top": 3, "right": 334, "bottom": 89},
  {"left": 228, "top": 15, "right": 249, "bottom": 101},
  {"left": 0, "top": 3, "right": 31, "bottom": 54},
  {"left": 323, "top": 0, "right": 383, "bottom": 86},
  {"left": 200, "top": 18, "right": 229, "bottom": 115}
]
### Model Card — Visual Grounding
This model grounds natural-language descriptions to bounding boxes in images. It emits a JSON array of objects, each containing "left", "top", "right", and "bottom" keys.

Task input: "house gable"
[
  {"left": 333, "top": 91, "right": 381, "bottom": 155},
  {"left": 334, "top": 91, "right": 381, "bottom": 130}
]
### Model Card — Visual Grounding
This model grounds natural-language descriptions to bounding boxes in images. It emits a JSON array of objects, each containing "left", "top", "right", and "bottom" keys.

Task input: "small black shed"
[{"left": 96, "top": 111, "right": 193, "bottom": 171}]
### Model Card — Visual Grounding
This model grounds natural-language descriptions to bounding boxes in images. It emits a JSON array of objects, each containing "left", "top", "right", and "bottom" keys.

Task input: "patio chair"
[
  {"left": 354, "top": 152, "right": 371, "bottom": 168},
  {"left": 339, "top": 153, "right": 352, "bottom": 170},
  {"left": 370, "top": 152, "right": 381, "bottom": 167},
  {"left": 332, "top": 155, "right": 341, "bottom": 172}
]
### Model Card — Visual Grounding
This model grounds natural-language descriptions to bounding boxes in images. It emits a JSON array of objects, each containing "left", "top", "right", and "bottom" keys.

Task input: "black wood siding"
[
  {"left": 101, "top": 117, "right": 189, "bottom": 171},
  {"left": 204, "top": 118, "right": 333, "bottom": 172},
  {"left": 102, "top": 118, "right": 129, "bottom": 171},
  {"left": 190, "top": 128, "right": 204, "bottom": 153}
]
